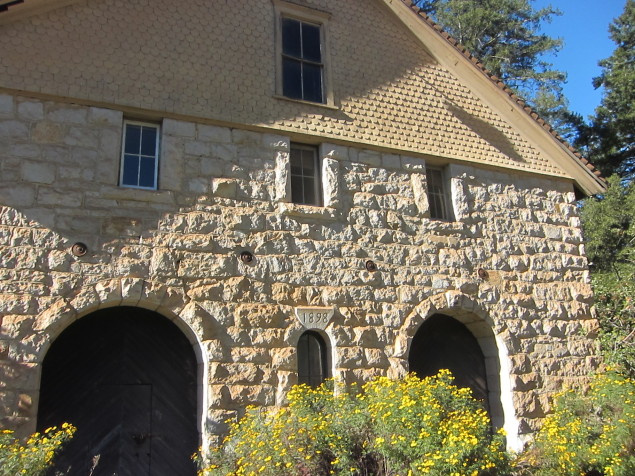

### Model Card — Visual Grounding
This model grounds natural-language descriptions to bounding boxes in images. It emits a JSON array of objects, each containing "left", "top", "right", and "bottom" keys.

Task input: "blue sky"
[{"left": 533, "top": 0, "right": 626, "bottom": 120}]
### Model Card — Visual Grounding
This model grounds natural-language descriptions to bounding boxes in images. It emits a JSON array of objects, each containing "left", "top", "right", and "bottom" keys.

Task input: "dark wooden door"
[
  {"left": 298, "top": 331, "right": 328, "bottom": 387},
  {"left": 38, "top": 307, "right": 198, "bottom": 476},
  {"left": 409, "top": 314, "right": 490, "bottom": 411}
]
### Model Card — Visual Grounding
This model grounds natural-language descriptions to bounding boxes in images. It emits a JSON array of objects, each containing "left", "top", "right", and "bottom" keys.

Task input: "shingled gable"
[
  {"left": 383, "top": 0, "right": 606, "bottom": 197},
  {"left": 1, "top": 0, "right": 606, "bottom": 198}
]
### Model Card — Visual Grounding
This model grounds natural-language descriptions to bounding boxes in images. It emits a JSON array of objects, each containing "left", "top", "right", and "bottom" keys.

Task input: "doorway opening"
[
  {"left": 38, "top": 307, "right": 198, "bottom": 476},
  {"left": 409, "top": 313, "right": 490, "bottom": 412}
]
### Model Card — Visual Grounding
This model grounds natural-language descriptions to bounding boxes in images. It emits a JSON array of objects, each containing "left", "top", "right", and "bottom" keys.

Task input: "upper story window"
[
  {"left": 298, "top": 331, "right": 329, "bottom": 388},
  {"left": 120, "top": 120, "right": 160, "bottom": 190},
  {"left": 427, "top": 166, "right": 453, "bottom": 220},
  {"left": 282, "top": 18, "right": 324, "bottom": 103},
  {"left": 290, "top": 143, "right": 322, "bottom": 206},
  {"left": 273, "top": 0, "right": 332, "bottom": 106}
]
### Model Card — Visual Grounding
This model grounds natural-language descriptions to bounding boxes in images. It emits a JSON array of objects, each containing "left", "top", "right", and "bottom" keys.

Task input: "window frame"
[
  {"left": 426, "top": 166, "right": 454, "bottom": 221},
  {"left": 273, "top": 0, "right": 333, "bottom": 106},
  {"left": 290, "top": 143, "right": 322, "bottom": 206},
  {"left": 119, "top": 120, "right": 160, "bottom": 190},
  {"left": 297, "top": 330, "right": 329, "bottom": 388}
]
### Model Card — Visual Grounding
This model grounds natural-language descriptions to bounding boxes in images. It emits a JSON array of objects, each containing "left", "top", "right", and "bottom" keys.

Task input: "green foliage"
[
  {"left": 413, "top": 0, "right": 572, "bottom": 132},
  {"left": 580, "top": 175, "right": 635, "bottom": 272},
  {"left": 519, "top": 372, "right": 635, "bottom": 476},
  {"left": 593, "top": 273, "right": 635, "bottom": 379},
  {"left": 577, "top": 0, "right": 635, "bottom": 385},
  {"left": 577, "top": 0, "right": 635, "bottom": 178},
  {"left": 0, "top": 424, "right": 75, "bottom": 476},
  {"left": 580, "top": 175, "right": 635, "bottom": 376},
  {"left": 199, "top": 370, "right": 509, "bottom": 476}
]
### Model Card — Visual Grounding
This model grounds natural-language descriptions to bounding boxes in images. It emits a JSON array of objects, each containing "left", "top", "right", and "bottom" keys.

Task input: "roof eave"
[
  {"left": 382, "top": 0, "right": 606, "bottom": 196},
  {"left": 0, "top": 0, "right": 82, "bottom": 25}
]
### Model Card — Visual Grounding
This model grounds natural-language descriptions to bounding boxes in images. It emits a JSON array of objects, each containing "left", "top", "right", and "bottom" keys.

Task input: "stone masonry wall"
[{"left": 0, "top": 94, "right": 598, "bottom": 447}]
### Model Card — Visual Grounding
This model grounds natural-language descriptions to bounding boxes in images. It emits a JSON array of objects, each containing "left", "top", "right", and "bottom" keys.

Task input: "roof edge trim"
[
  {"left": 382, "top": 0, "right": 606, "bottom": 196},
  {"left": 0, "top": 0, "right": 83, "bottom": 25}
]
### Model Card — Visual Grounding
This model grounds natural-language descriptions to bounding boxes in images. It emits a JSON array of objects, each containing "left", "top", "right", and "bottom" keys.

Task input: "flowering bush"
[
  {"left": 520, "top": 371, "right": 635, "bottom": 476},
  {"left": 0, "top": 423, "right": 75, "bottom": 476},
  {"left": 199, "top": 370, "right": 509, "bottom": 476}
]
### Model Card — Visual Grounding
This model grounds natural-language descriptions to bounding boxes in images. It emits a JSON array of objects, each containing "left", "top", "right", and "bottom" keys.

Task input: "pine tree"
[
  {"left": 578, "top": 0, "right": 635, "bottom": 178},
  {"left": 414, "top": 0, "right": 573, "bottom": 137},
  {"left": 578, "top": 1, "right": 635, "bottom": 377}
]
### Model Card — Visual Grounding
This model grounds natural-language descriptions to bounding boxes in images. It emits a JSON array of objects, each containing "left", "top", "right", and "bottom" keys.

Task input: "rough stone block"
[
  {"left": 46, "top": 106, "right": 87, "bottom": 124},
  {"left": 88, "top": 107, "right": 122, "bottom": 126},
  {"left": 17, "top": 102, "right": 44, "bottom": 121},
  {"left": 0, "top": 94, "right": 14, "bottom": 117},
  {"left": 198, "top": 124, "right": 231, "bottom": 143},
  {"left": 21, "top": 161, "right": 55, "bottom": 184},
  {"left": 0, "top": 120, "right": 28, "bottom": 139},
  {"left": 163, "top": 119, "right": 196, "bottom": 137}
]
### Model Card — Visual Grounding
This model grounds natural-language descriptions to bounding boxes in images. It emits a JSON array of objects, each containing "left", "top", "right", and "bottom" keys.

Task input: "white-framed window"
[
  {"left": 426, "top": 166, "right": 453, "bottom": 220},
  {"left": 282, "top": 17, "right": 324, "bottom": 103},
  {"left": 119, "top": 120, "right": 160, "bottom": 190},
  {"left": 290, "top": 143, "right": 322, "bottom": 206},
  {"left": 273, "top": 0, "right": 332, "bottom": 105}
]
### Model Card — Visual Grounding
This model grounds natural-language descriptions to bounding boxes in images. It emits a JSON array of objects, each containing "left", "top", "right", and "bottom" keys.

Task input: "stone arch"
[
  {"left": 30, "top": 278, "right": 212, "bottom": 449},
  {"left": 394, "top": 291, "right": 520, "bottom": 450}
]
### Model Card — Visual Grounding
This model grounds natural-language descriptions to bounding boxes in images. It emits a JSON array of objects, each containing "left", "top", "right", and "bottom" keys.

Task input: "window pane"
[
  {"left": 290, "top": 162, "right": 302, "bottom": 176},
  {"left": 303, "top": 177, "right": 316, "bottom": 205},
  {"left": 291, "top": 145, "right": 320, "bottom": 206},
  {"left": 139, "top": 156, "right": 156, "bottom": 188},
  {"left": 301, "top": 150, "right": 315, "bottom": 173},
  {"left": 283, "top": 58, "right": 302, "bottom": 99},
  {"left": 122, "top": 154, "right": 139, "bottom": 186},
  {"left": 429, "top": 194, "right": 445, "bottom": 219},
  {"left": 290, "top": 148, "right": 303, "bottom": 174},
  {"left": 427, "top": 169, "right": 448, "bottom": 220},
  {"left": 291, "top": 175, "right": 304, "bottom": 203},
  {"left": 124, "top": 125, "right": 141, "bottom": 154},
  {"left": 302, "top": 63, "right": 323, "bottom": 103},
  {"left": 302, "top": 23, "right": 321, "bottom": 62},
  {"left": 140, "top": 126, "right": 157, "bottom": 157},
  {"left": 282, "top": 18, "right": 301, "bottom": 58}
]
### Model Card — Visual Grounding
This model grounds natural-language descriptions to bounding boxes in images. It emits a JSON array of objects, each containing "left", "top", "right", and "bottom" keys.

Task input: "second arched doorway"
[{"left": 409, "top": 313, "right": 490, "bottom": 412}]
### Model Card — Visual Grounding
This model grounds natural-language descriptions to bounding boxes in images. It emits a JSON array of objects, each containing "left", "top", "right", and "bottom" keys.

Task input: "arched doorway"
[
  {"left": 38, "top": 307, "right": 198, "bottom": 475},
  {"left": 408, "top": 313, "right": 490, "bottom": 411}
]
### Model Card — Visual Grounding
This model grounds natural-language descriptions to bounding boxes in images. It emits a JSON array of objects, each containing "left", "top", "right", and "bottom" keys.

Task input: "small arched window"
[{"left": 298, "top": 331, "right": 329, "bottom": 387}]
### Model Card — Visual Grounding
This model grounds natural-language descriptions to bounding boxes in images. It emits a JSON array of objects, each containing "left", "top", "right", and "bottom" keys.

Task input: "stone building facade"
[{"left": 0, "top": 0, "right": 605, "bottom": 470}]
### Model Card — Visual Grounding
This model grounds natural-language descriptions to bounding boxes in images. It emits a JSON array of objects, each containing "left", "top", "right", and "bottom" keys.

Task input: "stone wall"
[{"left": 0, "top": 94, "right": 598, "bottom": 448}]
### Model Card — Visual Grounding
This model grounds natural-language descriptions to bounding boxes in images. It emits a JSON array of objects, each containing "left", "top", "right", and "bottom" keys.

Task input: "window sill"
[
  {"left": 101, "top": 186, "right": 175, "bottom": 204},
  {"left": 424, "top": 218, "right": 469, "bottom": 234},
  {"left": 277, "top": 202, "right": 340, "bottom": 221},
  {"left": 273, "top": 94, "right": 338, "bottom": 111}
]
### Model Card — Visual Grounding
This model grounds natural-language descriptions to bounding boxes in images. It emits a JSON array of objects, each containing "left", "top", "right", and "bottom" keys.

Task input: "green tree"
[
  {"left": 581, "top": 176, "right": 635, "bottom": 377},
  {"left": 578, "top": 1, "right": 635, "bottom": 378},
  {"left": 581, "top": 175, "right": 635, "bottom": 273},
  {"left": 413, "top": 0, "right": 574, "bottom": 135},
  {"left": 577, "top": 0, "right": 635, "bottom": 178}
]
